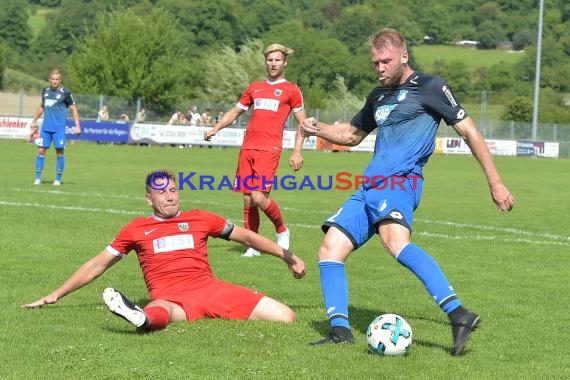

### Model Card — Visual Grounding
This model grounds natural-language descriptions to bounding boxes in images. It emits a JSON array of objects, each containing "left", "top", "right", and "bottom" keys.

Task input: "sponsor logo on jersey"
[
  {"left": 457, "top": 109, "right": 466, "bottom": 119},
  {"left": 253, "top": 98, "right": 279, "bottom": 112},
  {"left": 389, "top": 211, "right": 404, "bottom": 220},
  {"left": 442, "top": 86, "right": 458, "bottom": 107},
  {"left": 153, "top": 234, "right": 194, "bottom": 254},
  {"left": 379, "top": 199, "right": 387, "bottom": 212},
  {"left": 375, "top": 104, "right": 397, "bottom": 125},
  {"left": 397, "top": 89, "right": 408, "bottom": 102}
]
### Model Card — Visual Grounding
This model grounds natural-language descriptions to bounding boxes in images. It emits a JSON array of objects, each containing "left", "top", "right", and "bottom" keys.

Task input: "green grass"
[
  {"left": 1, "top": 140, "right": 569, "bottom": 379},
  {"left": 413, "top": 45, "right": 524, "bottom": 72}
]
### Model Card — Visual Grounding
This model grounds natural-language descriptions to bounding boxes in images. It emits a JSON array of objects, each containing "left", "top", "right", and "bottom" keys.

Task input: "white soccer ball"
[{"left": 367, "top": 313, "right": 413, "bottom": 356}]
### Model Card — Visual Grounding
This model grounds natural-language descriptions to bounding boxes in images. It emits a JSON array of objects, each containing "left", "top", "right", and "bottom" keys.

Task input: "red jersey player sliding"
[
  {"left": 22, "top": 169, "right": 306, "bottom": 331},
  {"left": 204, "top": 43, "right": 307, "bottom": 257}
]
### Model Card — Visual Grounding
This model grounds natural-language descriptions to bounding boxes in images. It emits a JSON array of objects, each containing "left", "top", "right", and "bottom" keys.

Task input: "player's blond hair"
[
  {"left": 264, "top": 43, "right": 294, "bottom": 58},
  {"left": 145, "top": 169, "right": 176, "bottom": 193},
  {"left": 369, "top": 28, "right": 407, "bottom": 52}
]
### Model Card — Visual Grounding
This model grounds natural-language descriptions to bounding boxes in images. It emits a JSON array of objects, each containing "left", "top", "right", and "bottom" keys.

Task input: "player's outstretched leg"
[
  {"left": 103, "top": 287, "right": 149, "bottom": 328},
  {"left": 449, "top": 307, "right": 481, "bottom": 356}
]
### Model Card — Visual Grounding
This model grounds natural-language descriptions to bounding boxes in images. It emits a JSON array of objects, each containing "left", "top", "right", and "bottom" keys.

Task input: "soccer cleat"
[
  {"left": 53, "top": 180, "right": 61, "bottom": 186},
  {"left": 309, "top": 326, "right": 355, "bottom": 346},
  {"left": 241, "top": 247, "right": 261, "bottom": 257},
  {"left": 33, "top": 179, "right": 41, "bottom": 185},
  {"left": 103, "top": 287, "right": 149, "bottom": 328},
  {"left": 276, "top": 228, "right": 290, "bottom": 250},
  {"left": 451, "top": 310, "right": 481, "bottom": 356}
]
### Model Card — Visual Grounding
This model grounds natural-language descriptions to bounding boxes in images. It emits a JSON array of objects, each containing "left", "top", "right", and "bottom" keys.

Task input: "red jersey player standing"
[
  {"left": 22, "top": 170, "right": 306, "bottom": 331},
  {"left": 204, "top": 43, "right": 307, "bottom": 257}
]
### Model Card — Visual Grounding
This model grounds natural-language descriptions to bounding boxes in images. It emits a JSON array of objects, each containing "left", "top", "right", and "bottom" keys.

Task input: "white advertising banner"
[
  {"left": 542, "top": 142, "right": 559, "bottom": 158},
  {"left": 0, "top": 116, "right": 32, "bottom": 139},
  {"left": 484, "top": 139, "right": 517, "bottom": 156},
  {"left": 349, "top": 134, "right": 376, "bottom": 152}
]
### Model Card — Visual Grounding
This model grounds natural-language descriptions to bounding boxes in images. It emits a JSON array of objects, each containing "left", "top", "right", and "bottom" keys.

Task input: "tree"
[
  {"left": 502, "top": 96, "right": 532, "bottom": 122},
  {"left": 330, "top": 4, "right": 378, "bottom": 54},
  {"left": 67, "top": 7, "right": 193, "bottom": 114},
  {"left": 0, "top": 0, "right": 32, "bottom": 55},
  {"left": 200, "top": 39, "right": 266, "bottom": 103}
]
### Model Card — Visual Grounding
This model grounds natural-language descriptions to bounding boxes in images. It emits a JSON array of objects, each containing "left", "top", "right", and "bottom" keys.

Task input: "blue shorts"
[
  {"left": 38, "top": 130, "right": 66, "bottom": 149},
  {"left": 322, "top": 174, "right": 423, "bottom": 249}
]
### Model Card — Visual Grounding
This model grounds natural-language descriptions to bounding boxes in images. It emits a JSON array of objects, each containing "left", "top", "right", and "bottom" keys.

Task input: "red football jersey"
[
  {"left": 237, "top": 79, "right": 304, "bottom": 152},
  {"left": 107, "top": 210, "right": 227, "bottom": 300}
]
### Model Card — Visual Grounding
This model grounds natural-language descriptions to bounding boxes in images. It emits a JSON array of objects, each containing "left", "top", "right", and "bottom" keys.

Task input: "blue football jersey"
[
  {"left": 351, "top": 72, "right": 468, "bottom": 188},
  {"left": 40, "top": 86, "right": 76, "bottom": 133}
]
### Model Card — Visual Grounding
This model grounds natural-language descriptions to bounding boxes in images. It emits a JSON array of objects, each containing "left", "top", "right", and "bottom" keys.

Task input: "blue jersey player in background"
[
  {"left": 31, "top": 69, "right": 81, "bottom": 186},
  {"left": 301, "top": 28, "right": 515, "bottom": 355}
]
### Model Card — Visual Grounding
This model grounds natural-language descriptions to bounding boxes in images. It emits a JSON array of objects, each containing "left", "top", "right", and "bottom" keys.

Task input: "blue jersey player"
[
  {"left": 31, "top": 69, "right": 81, "bottom": 186},
  {"left": 301, "top": 29, "right": 515, "bottom": 355}
]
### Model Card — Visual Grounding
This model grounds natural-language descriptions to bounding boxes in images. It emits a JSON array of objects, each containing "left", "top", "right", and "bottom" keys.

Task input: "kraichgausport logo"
[{"left": 146, "top": 171, "right": 422, "bottom": 191}]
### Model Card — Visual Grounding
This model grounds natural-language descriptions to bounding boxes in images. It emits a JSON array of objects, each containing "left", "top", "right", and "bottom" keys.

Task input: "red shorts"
[
  {"left": 234, "top": 149, "right": 280, "bottom": 193},
  {"left": 163, "top": 279, "right": 265, "bottom": 321}
]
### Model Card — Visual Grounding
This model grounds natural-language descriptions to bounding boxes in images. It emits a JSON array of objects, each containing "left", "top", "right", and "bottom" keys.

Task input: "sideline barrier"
[{"left": 0, "top": 116, "right": 559, "bottom": 157}]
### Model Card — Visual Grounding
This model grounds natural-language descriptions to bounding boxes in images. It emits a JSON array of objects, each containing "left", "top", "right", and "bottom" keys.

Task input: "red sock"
[
  {"left": 244, "top": 205, "right": 260, "bottom": 233},
  {"left": 143, "top": 306, "right": 170, "bottom": 331},
  {"left": 263, "top": 199, "right": 286, "bottom": 233}
]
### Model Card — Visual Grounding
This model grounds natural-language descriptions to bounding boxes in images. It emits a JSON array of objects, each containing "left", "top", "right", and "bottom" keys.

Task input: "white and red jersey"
[
  {"left": 237, "top": 79, "right": 304, "bottom": 152},
  {"left": 106, "top": 210, "right": 227, "bottom": 300}
]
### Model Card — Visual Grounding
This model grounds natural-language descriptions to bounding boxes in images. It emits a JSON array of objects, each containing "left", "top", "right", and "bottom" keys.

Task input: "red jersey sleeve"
[
  {"left": 107, "top": 221, "right": 138, "bottom": 256},
  {"left": 237, "top": 83, "right": 255, "bottom": 110},
  {"left": 193, "top": 210, "right": 228, "bottom": 238}
]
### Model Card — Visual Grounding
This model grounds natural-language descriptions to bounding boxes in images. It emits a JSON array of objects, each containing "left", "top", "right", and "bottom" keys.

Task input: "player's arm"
[
  {"left": 300, "top": 117, "right": 368, "bottom": 146},
  {"left": 452, "top": 117, "right": 514, "bottom": 212},
  {"left": 289, "top": 109, "right": 307, "bottom": 171},
  {"left": 227, "top": 225, "right": 306, "bottom": 279},
  {"left": 204, "top": 106, "right": 244, "bottom": 141},
  {"left": 30, "top": 104, "right": 44, "bottom": 129},
  {"left": 69, "top": 103, "right": 81, "bottom": 135},
  {"left": 22, "top": 249, "right": 122, "bottom": 309}
]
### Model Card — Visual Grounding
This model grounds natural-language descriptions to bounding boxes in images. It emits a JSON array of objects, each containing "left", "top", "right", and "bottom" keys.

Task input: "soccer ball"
[{"left": 367, "top": 313, "right": 413, "bottom": 356}]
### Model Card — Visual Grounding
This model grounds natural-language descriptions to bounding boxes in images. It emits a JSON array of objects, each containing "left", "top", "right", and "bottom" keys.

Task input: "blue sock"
[
  {"left": 319, "top": 260, "right": 350, "bottom": 329},
  {"left": 55, "top": 155, "right": 65, "bottom": 181},
  {"left": 35, "top": 154, "right": 45, "bottom": 180},
  {"left": 396, "top": 243, "right": 462, "bottom": 314}
]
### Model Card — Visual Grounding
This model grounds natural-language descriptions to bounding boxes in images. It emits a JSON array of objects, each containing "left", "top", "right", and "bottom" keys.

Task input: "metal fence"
[{"left": 2, "top": 91, "right": 569, "bottom": 157}]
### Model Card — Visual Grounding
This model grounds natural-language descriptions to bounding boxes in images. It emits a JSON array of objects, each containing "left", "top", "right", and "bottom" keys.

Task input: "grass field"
[
  {"left": 412, "top": 45, "right": 524, "bottom": 72},
  {"left": 1, "top": 140, "right": 569, "bottom": 379}
]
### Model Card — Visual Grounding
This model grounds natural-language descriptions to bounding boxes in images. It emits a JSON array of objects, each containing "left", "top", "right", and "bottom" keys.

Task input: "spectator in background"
[
  {"left": 214, "top": 111, "right": 224, "bottom": 124},
  {"left": 31, "top": 69, "right": 81, "bottom": 186},
  {"left": 136, "top": 108, "right": 146, "bottom": 123},
  {"left": 98, "top": 105, "right": 110, "bottom": 121},
  {"left": 118, "top": 114, "right": 130, "bottom": 123},
  {"left": 200, "top": 108, "right": 212, "bottom": 126},
  {"left": 167, "top": 110, "right": 187, "bottom": 125},
  {"left": 187, "top": 106, "right": 201, "bottom": 126},
  {"left": 28, "top": 124, "right": 40, "bottom": 144}
]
